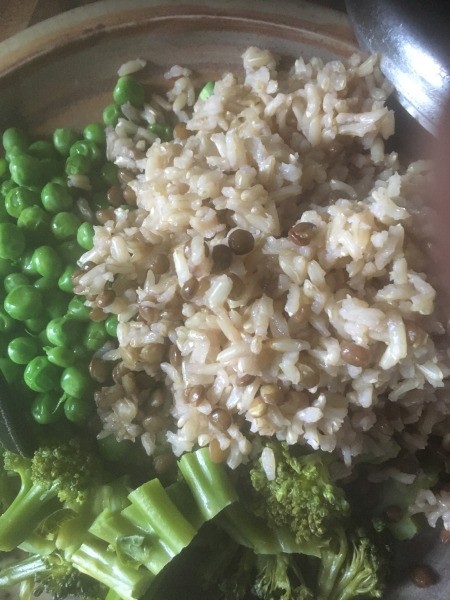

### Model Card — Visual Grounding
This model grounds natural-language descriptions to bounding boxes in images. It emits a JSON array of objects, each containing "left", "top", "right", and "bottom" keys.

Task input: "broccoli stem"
[
  {"left": 165, "top": 481, "right": 205, "bottom": 530},
  {"left": 178, "top": 447, "right": 238, "bottom": 520},
  {"left": 0, "top": 554, "right": 46, "bottom": 588},
  {"left": 71, "top": 535, "right": 153, "bottom": 600},
  {"left": 127, "top": 479, "right": 197, "bottom": 556},
  {"left": 317, "top": 529, "right": 349, "bottom": 600},
  {"left": 0, "top": 484, "right": 60, "bottom": 552},
  {"left": 219, "top": 503, "right": 280, "bottom": 554}
]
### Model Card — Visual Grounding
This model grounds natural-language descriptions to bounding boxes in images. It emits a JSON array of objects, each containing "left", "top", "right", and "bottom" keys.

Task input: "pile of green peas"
[{"left": 0, "top": 121, "right": 119, "bottom": 427}]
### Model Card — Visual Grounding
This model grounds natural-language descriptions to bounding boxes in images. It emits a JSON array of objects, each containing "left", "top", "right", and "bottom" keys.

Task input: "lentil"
[
  {"left": 384, "top": 505, "right": 403, "bottom": 523},
  {"left": 260, "top": 384, "right": 284, "bottom": 405},
  {"left": 340, "top": 341, "right": 371, "bottom": 367},
  {"left": 181, "top": 277, "right": 199, "bottom": 301},
  {"left": 173, "top": 122, "right": 190, "bottom": 140},
  {"left": 123, "top": 185, "right": 137, "bottom": 206},
  {"left": 89, "top": 357, "right": 111, "bottom": 383},
  {"left": 107, "top": 185, "right": 123, "bottom": 207},
  {"left": 410, "top": 564, "right": 438, "bottom": 588},
  {"left": 236, "top": 373, "right": 256, "bottom": 386},
  {"left": 248, "top": 396, "right": 268, "bottom": 418},
  {"left": 404, "top": 319, "right": 427, "bottom": 347},
  {"left": 212, "top": 244, "right": 233, "bottom": 272},
  {"left": 288, "top": 221, "right": 317, "bottom": 246},
  {"left": 210, "top": 408, "right": 232, "bottom": 430},
  {"left": 149, "top": 253, "right": 170, "bottom": 275},
  {"left": 117, "top": 168, "right": 134, "bottom": 186},
  {"left": 228, "top": 229, "right": 255, "bottom": 255},
  {"left": 187, "top": 385, "right": 206, "bottom": 405},
  {"left": 168, "top": 345, "right": 182, "bottom": 367},
  {"left": 96, "top": 289, "right": 116, "bottom": 308}
]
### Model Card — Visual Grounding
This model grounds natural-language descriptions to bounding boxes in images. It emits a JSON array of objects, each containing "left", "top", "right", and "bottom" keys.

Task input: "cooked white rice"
[{"left": 76, "top": 48, "right": 450, "bottom": 471}]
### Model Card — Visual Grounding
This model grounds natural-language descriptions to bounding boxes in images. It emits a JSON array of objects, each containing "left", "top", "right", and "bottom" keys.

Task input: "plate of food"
[{"left": 0, "top": 1, "right": 449, "bottom": 599}]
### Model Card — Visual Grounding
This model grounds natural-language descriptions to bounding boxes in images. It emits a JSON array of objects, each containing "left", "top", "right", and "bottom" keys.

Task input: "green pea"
[
  {"left": 24, "top": 356, "right": 60, "bottom": 392},
  {"left": 33, "top": 276, "right": 57, "bottom": 291},
  {"left": 28, "top": 140, "right": 58, "bottom": 160},
  {"left": 60, "top": 366, "right": 92, "bottom": 398},
  {"left": 24, "top": 315, "right": 48, "bottom": 334},
  {"left": 199, "top": 81, "right": 215, "bottom": 100},
  {"left": 148, "top": 123, "right": 172, "bottom": 142},
  {"left": 97, "top": 435, "right": 133, "bottom": 462},
  {"left": 4, "top": 186, "right": 39, "bottom": 219},
  {"left": 0, "top": 223, "right": 25, "bottom": 260},
  {"left": 0, "top": 258, "right": 15, "bottom": 277},
  {"left": 67, "top": 296, "right": 90, "bottom": 321},
  {"left": 53, "top": 128, "right": 79, "bottom": 157},
  {"left": 38, "top": 328, "right": 50, "bottom": 346},
  {"left": 76, "top": 222, "right": 95, "bottom": 250},
  {"left": 0, "top": 179, "right": 16, "bottom": 197},
  {"left": 83, "top": 123, "right": 105, "bottom": 145},
  {"left": 31, "top": 391, "right": 64, "bottom": 424},
  {"left": 40, "top": 158, "right": 62, "bottom": 181},
  {"left": 46, "top": 317, "right": 81, "bottom": 347},
  {"left": 18, "top": 251, "right": 37, "bottom": 277},
  {"left": 9, "top": 154, "right": 46, "bottom": 187},
  {"left": 65, "top": 154, "right": 91, "bottom": 176},
  {"left": 113, "top": 76, "right": 145, "bottom": 107},
  {"left": 31, "top": 246, "right": 63, "bottom": 279},
  {"left": 91, "top": 191, "right": 109, "bottom": 211},
  {"left": 58, "top": 239, "right": 83, "bottom": 264},
  {"left": 3, "top": 272, "right": 29, "bottom": 293},
  {"left": 0, "top": 308, "right": 16, "bottom": 333},
  {"left": 0, "top": 158, "right": 8, "bottom": 181},
  {"left": 72, "top": 344, "right": 89, "bottom": 360},
  {"left": 4, "top": 285, "right": 42, "bottom": 321},
  {"left": 101, "top": 162, "right": 118, "bottom": 185},
  {"left": 2, "top": 127, "right": 29, "bottom": 153},
  {"left": 57, "top": 265, "right": 76, "bottom": 293},
  {"left": 17, "top": 205, "right": 50, "bottom": 240},
  {"left": 69, "top": 140, "right": 102, "bottom": 164},
  {"left": 7, "top": 336, "right": 39, "bottom": 364},
  {"left": 102, "top": 103, "right": 121, "bottom": 127},
  {"left": 83, "top": 321, "right": 109, "bottom": 352},
  {"left": 44, "top": 290, "right": 69, "bottom": 319},
  {"left": 50, "top": 211, "right": 81, "bottom": 240},
  {"left": 41, "top": 182, "right": 73, "bottom": 213},
  {"left": 64, "top": 395, "right": 93, "bottom": 424},
  {"left": 45, "top": 346, "right": 75, "bottom": 368},
  {"left": 105, "top": 314, "right": 118, "bottom": 337}
]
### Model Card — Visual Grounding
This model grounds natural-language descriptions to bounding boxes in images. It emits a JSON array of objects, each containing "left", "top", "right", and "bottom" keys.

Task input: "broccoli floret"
[
  {"left": 317, "top": 527, "right": 390, "bottom": 600},
  {"left": 253, "top": 553, "right": 314, "bottom": 600},
  {"left": 0, "top": 551, "right": 106, "bottom": 600},
  {"left": 250, "top": 443, "right": 350, "bottom": 547},
  {"left": 0, "top": 439, "right": 103, "bottom": 551}
]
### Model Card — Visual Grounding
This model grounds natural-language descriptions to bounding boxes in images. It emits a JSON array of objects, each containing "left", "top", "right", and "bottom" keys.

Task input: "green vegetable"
[
  {"left": 4, "top": 186, "right": 39, "bottom": 219},
  {"left": 83, "top": 321, "right": 109, "bottom": 352},
  {"left": 83, "top": 123, "right": 106, "bottom": 146},
  {"left": 46, "top": 317, "right": 81, "bottom": 347},
  {"left": 63, "top": 395, "right": 93, "bottom": 424},
  {"left": 51, "top": 211, "right": 81, "bottom": 240},
  {"left": 28, "top": 140, "right": 59, "bottom": 160},
  {"left": 113, "top": 76, "right": 145, "bottom": 107},
  {"left": 17, "top": 205, "right": 50, "bottom": 240},
  {"left": 0, "top": 439, "right": 102, "bottom": 551},
  {"left": 53, "top": 127, "right": 80, "bottom": 156},
  {"left": 3, "top": 272, "right": 29, "bottom": 292},
  {"left": 45, "top": 346, "right": 75, "bottom": 368},
  {"left": 67, "top": 296, "right": 90, "bottom": 321},
  {"left": 102, "top": 103, "right": 121, "bottom": 127},
  {"left": 65, "top": 154, "right": 91, "bottom": 176},
  {"left": 70, "top": 140, "right": 102, "bottom": 165},
  {"left": 7, "top": 336, "right": 39, "bottom": 365},
  {"left": 41, "top": 182, "right": 74, "bottom": 213},
  {"left": 0, "top": 308, "right": 15, "bottom": 333},
  {"left": 77, "top": 222, "right": 95, "bottom": 250},
  {"left": 24, "top": 356, "right": 61, "bottom": 392},
  {"left": 58, "top": 264, "right": 77, "bottom": 293},
  {"left": 31, "top": 391, "right": 64, "bottom": 425},
  {"left": 31, "top": 245, "right": 63, "bottom": 279},
  {"left": 148, "top": 123, "right": 172, "bottom": 142},
  {"left": 4, "top": 285, "right": 43, "bottom": 321},
  {"left": 105, "top": 314, "right": 118, "bottom": 337},
  {"left": 198, "top": 81, "right": 215, "bottom": 100},
  {"left": 2, "top": 127, "right": 29, "bottom": 153},
  {"left": 9, "top": 154, "right": 46, "bottom": 187},
  {"left": 60, "top": 366, "right": 92, "bottom": 399}
]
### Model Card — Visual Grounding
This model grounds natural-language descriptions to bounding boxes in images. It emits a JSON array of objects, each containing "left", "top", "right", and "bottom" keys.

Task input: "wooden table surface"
[{"left": 0, "top": 0, "right": 346, "bottom": 43}]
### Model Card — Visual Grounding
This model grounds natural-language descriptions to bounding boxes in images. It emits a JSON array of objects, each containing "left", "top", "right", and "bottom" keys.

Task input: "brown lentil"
[
  {"left": 209, "top": 439, "right": 229, "bottom": 464},
  {"left": 187, "top": 385, "right": 206, "bottom": 405},
  {"left": 410, "top": 564, "right": 438, "bottom": 588},
  {"left": 96, "top": 208, "right": 115, "bottom": 225},
  {"left": 236, "top": 373, "right": 256, "bottom": 386},
  {"left": 248, "top": 396, "right": 268, "bottom": 418},
  {"left": 107, "top": 185, "right": 124, "bottom": 207},
  {"left": 140, "top": 344, "right": 165, "bottom": 364},
  {"left": 89, "top": 357, "right": 111, "bottom": 384},
  {"left": 173, "top": 122, "right": 190, "bottom": 140},
  {"left": 169, "top": 345, "right": 182, "bottom": 367},
  {"left": 260, "top": 384, "right": 284, "bottom": 405},
  {"left": 82, "top": 261, "right": 97, "bottom": 273},
  {"left": 153, "top": 452, "right": 176, "bottom": 475},
  {"left": 340, "top": 342, "right": 371, "bottom": 367},
  {"left": 212, "top": 244, "right": 233, "bottom": 272},
  {"left": 117, "top": 168, "right": 135, "bottom": 186},
  {"left": 291, "top": 304, "right": 311, "bottom": 325},
  {"left": 181, "top": 277, "right": 199, "bottom": 301},
  {"left": 210, "top": 408, "right": 232, "bottom": 430},
  {"left": 288, "top": 222, "right": 317, "bottom": 246},
  {"left": 297, "top": 354, "right": 320, "bottom": 388},
  {"left": 112, "top": 362, "right": 130, "bottom": 385},
  {"left": 228, "top": 229, "right": 255, "bottom": 255},
  {"left": 134, "top": 371, "right": 155, "bottom": 389},
  {"left": 123, "top": 185, "right": 137, "bottom": 206},
  {"left": 96, "top": 289, "right": 116, "bottom": 308},
  {"left": 383, "top": 505, "right": 403, "bottom": 523},
  {"left": 149, "top": 253, "right": 170, "bottom": 275},
  {"left": 89, "top": 307, "right": 108, "bottom": 322},
  {"left": 71, "top": 267, "right": 84, "bottom": 284},
  {"left": 150, "top": 388, "right": 165, "bottom": 408}
]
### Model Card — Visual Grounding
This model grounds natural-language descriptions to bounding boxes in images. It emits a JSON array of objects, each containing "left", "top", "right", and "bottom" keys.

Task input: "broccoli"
[
  {"left": 0, "top": 438, "right": 104, "bottom": 552},
  {"left": 253, "top": 553, "right": 314, "bottom": 600},
  {"left": 249, "top": 442, "right": 350, "bottom": 548},
  {"left": 0, "top": 550, "right": 106, "bottom": 600}
]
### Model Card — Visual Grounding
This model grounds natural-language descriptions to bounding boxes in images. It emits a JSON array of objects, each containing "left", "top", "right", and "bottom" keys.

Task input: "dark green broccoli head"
[
  {"left": 31, "top": 438, "right": 104, "bottom": 507},
  {"left": 250, "top": 443, "right": 350, "bottom": 545},
  {"left": 252, "top": 554, "right": 314, "bottom": 600}
]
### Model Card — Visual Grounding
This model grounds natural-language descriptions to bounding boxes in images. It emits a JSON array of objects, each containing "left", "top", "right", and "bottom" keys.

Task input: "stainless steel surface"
[{"left": 345, "top": 0, "right": 450, "bottom": 135}]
